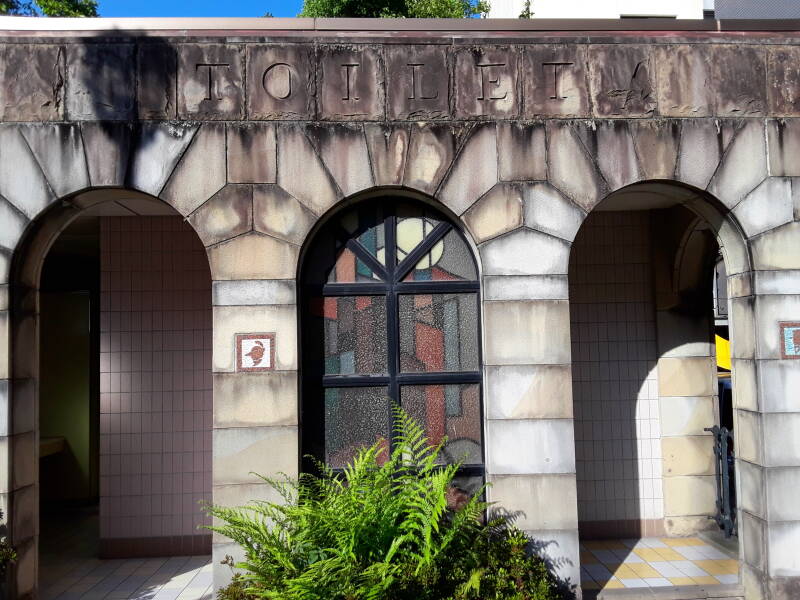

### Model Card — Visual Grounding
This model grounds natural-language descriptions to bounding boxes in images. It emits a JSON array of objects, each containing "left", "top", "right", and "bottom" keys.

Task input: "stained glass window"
[{"left": 301, "top": 200, "right": 483, "bottom": 482}]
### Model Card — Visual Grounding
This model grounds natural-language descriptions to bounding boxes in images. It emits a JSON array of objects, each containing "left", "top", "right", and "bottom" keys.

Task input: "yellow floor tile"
[
  {"left": 612, "top": 565, "right": 639, "bottom": 579},
  {"left": 654, "top": 548, "right": 686, "bottom": 561},
  {"left": 692, "top": 576, "right": 721, "bottom": 585},
  {"left": 661, "top": 537, "right": 704, "bottom": 547},
  {"left": 669, "top": 577, "right": 697, "bottom": 586},
  {"left": 632, "top": 548, "right": 663, "bottom": 562},
  {"left": 580, "top": 550, "right": 599, "bottom": 564},
  {"left": 602, "top": 580, "right": 625, "bottom": 589},
  {"left": 628, "top": 562, "right": 661, "bottom": 578},
  {"left": 696, "top": 560, "right": 739, "bottom": 575}
]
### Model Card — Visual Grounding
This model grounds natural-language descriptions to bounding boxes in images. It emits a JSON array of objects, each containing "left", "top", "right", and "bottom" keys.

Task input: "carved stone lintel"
[
  {"left": 454, "top": 47, "right": 519, "bottom": 120},
  {"left": 178, "top": 44, "right": 244, "bottom": 120},
  {"left": 385, "top": 45, "right": 449, "bottom": 121},
  {"left": 318, "top": 45, "right": 384, "bottom": 121},
  {"left": 523, "top": 45, "right": 588, "bottom": 118},
  {"left": 247, "top": 44, "right": 315, "bottom": 120}
]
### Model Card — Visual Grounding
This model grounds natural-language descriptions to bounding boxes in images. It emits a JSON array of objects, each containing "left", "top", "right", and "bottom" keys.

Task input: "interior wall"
[
  {"left": 98, "top": 216, "right": 212, "bottom": 556},
  {"left": 569, "top": 211, "right": 666, "bottom": 538}
]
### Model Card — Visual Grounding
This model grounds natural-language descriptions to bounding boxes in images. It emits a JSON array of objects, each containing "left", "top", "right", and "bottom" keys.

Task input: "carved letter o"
[{"left": 262, "top": 63, "right": 292, "bottom": 100}]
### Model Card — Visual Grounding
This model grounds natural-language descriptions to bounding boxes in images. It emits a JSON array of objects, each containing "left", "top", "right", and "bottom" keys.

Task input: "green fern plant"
[{"left": 207, "top": 406, "right": 565, "bottom": 600}]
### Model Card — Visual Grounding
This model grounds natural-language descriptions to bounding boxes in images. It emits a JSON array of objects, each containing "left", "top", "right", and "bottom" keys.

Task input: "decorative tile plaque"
[
  {"left": 236, "top": 333, "right": 276, "bottom": 372},
  {"left": 780, "top": 322, "right": 800, "bottom": 359}
]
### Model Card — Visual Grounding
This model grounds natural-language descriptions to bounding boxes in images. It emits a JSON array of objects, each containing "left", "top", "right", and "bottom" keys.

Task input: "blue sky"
[{"left": 99, "top": 0, "right": 305, "bottom": 18}]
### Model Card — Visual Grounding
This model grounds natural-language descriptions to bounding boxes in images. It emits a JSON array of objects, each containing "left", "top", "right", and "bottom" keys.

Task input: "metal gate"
[{"left": 705, "top": 425, "right": 737, "bottom": 537}]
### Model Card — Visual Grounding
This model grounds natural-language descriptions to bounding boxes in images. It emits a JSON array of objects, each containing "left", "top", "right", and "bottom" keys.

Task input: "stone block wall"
[{"left": 0, "top": 24, "right": 799, "bottom": 599}]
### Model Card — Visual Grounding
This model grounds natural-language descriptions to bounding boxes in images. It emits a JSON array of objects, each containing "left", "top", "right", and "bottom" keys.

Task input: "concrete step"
[{"left": 583, "top": 583, "right": 744, "bottom": 600}]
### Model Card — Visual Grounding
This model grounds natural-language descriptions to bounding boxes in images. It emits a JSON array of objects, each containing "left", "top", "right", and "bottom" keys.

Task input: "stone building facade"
[{"left": 0, "top": 16, "right": 799, "bottom": 599}]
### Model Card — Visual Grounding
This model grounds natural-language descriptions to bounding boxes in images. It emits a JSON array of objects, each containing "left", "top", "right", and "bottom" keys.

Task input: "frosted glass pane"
[
  {"left": 399, "top": 294, "right": 479, "bottom": 373},
  {"left": 325, "top": 387, "right": 390, "bottom": 468},
  {"left": 327, "top": 247, "right": 383, "bottom": 283},
  {"left": 309, "top": 296, "right": 387, "bottom": 375},
  {"left": 341, "top": 205, "right": 386, "bottom": 265},
  {"left": 403, "top": 228, "right": 477, "bottom": 282},
  {"left": 401, "top": 383, "right": 482, "bottom": 466}
]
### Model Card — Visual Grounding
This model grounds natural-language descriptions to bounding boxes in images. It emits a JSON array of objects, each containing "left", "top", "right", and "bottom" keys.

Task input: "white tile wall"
[
  {"left": 569, "top": 211, "right": 664, "bottom": 522},
  {"left": 99, "top": 217, "right": 212, "bottom": 539}
]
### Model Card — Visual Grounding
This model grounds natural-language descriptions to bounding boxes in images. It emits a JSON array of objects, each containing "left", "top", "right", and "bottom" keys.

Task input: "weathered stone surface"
[
  {"left": 522, "top": 45, "right": 588, "bottom": 118},
  {"left": 0, "top": 125, "right": 54, "bottom": 219},
  {"left": 318, "top": 45, "right": 384, "bottom": 121},
  {"left": 485, "top": 364, "right": 572, "bottom": 419},
  {"left": 755, "top": 294, "right": 800, "bottom": 360},
  {"left": 712, "top": 45, "right": 767, "bottom": 117},
  {"left": 677, "top": 119, "right": 722, "bottom": 189},
  {"left": 521, "top": 182, "right": 585, "bottom": 243},
  {"left": 729, "top": 297, "right": 756, "bottom": 360},
  {"left": 213, "top": 426, "right": 298, "bottom": 484},
  {"left": 11, "top": 432, "right": 34, "bottom": 489},
  {"left": 658, "top": 357, "right": 716, "bottom": 397},
  {"left": 546, "top": 122, "right": 606, "bottom": 211},
  {"left": 766, "top": 467, "right": 800, "bottom": 521},
  {"left": 480, "top": 229, "right": 570, "bottom": 276},
  {"left": 525, "top": 529, "right": 580, "bottom": 586},
  {"left": 247, "top": 44, "right": 315, "bottom": 120},
  {"left": 767, "top": 119, "right": 800, "bottom": 177},
  {"left": 708, "top": 120, "right": 767, "bottom": 209},
  {"left": 654, "top": 45, "right": 714, "bottom": 117},
  {"left": 66, "top": 44, "right": 135, "bottom": 120},
  {"left": 438, "top": 124, "right": 497, "bottom": 215},
  {"left": 759, "top": 360, "right": 800, "bottom": 413},
  {"left": 588, "top": 45, "right": 656, "bottom": 117},
  {"left": 766, "top": 521, "right": 800, "bottom": 578},
  {"left": 483, "top": 300, "right": 571, "bottom": 365},
  {"left": 80, "top": 122, "right": 132, "bottom": 187},
  {"left": 768, "top": 46, "right": 800, "bottom": 117},
  {"left": 740, "top": 511, "right": 765, "bottom": 573},
  {"left": 276, "top": 125, "right": 340, "bottom": 215},
  {"left": 631, "top": 120, "right": 680, "bottom": 180},
  {"left": 662, "top": 475, "right": 716, "bottom": 517},
  {"left": 656, "top": 310, "right": 715, "bottom": 359},
  {"left": 226, "top": 123, "right": 277, "bottom": 184},
  {"left": 364, "top": 124, "right": 409, "bottom": 186},
  {"left": 161, "top": 123, "right": 226, "bottom": 216},
  {"left": 385, "top": 45, "right": 448, "bottom": 120},
  {"left": 754, "top": 270, "right": 800, "bottom": 296},
  {"left": 187, "top": 185, "right": 252, "bottom": 246},
  {"left": 20, "top": 124, "right": 88, "bottom": 198},
  {"left": 454, "top": 46, "right": 519, "bottom": 120},
  {"left": 483, "top": 274, "right": 568, "bottom": 301},
  {"left": 253, "top": 184, "right": 316, "bottom": 245},
  {"left": 137, "top": 43, "right": 177, "bottom": 119},
  {"left": 213, "top": 304, "right": 297, "bottom": 372},
  {"left": 662, "top": 436, "right": 715, "bottom": 477},
  {"left": 0, "top": 199, "right": 26, "bottom": 254},
  {"left": 403, "top": 123, "right": 462, "bottom": 195},
  {"left": 659, "top": 396, "right": 715, "bottom": 437},
  {"left": 763, "top": 413, "right": 800, "bottom": 467},
  {"left": 127, "top": 122, "right": 198, "bottom": 196},
  {"left": 595, "top": 120, "right": 641, "bottom": 191},
  {"left": 212, "top": 279, "right": 296, "bottom": 307},
  {"left": 178, "top": 44, "right": 244, "bottom": 120},
  {"left": 0, "top": 44, "right": 63, "bottom": 121},
  {"left": 463, "top": 183, "right": 523, "bottom": 244},
  {"left": 214, "top": 371, "right": 297, "bottom": 428},
  {"left": 488, "top": 474, "right": 578, "bottom": 530},
  {"left": 207, "top": 232, "right": 299, "bottom": 281},
  {"left": 497, "top": 122, "right": 546, "bottom": 181},
  {"left": 735, "top": 409, "right": 763, "bottom": 465},
  {"left": 306, "top": 123, "right": 373, "bottom": 197},
  {"left": 752, "top": 222, "right": 800, "bottom": 270},
  {"left": 734, "top": 178, "right": 794, "bottom": 238},
  {"left": 487, "top": 418, "right": 575, "bottom": 474}
]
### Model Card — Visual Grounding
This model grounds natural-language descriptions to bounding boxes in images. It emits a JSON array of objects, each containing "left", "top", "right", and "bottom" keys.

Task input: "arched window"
[{"left": 300, "top": 200, "right": 483, "bottom": 491}]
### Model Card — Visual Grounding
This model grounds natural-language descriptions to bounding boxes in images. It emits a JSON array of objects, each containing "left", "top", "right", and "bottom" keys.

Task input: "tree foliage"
[
  {"left": 208, "top": 406, "right": 567, "bottom": 600},
  {"left": 298, "top": 0, "right": 489, "bottom": 19},
  {"left": 0, "top": 0, "right": 97, "bottom": 17}
]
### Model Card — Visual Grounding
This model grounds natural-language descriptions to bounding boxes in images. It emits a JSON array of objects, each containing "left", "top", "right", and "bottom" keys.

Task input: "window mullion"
[{"left": 385, "top": 213, "right": 400, "bottom": 455}]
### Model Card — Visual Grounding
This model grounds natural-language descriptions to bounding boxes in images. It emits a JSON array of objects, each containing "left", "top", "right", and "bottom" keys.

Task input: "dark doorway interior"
[{"left": 39, "top": 217, "right": 102, "bottom": 559}]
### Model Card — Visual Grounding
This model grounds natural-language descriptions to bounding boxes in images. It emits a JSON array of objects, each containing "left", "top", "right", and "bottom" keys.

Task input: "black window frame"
[{"left": 299, "top": 199, "right": 484, "bottom": 480}]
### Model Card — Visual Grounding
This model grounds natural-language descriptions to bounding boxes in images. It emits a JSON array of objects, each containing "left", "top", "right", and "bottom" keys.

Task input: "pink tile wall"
[
  {"left": 569, "top": 211, "right": 664, "bottom": 523},
  {"left": 99, "top": 216, "right": 212, "bottom": 540}
]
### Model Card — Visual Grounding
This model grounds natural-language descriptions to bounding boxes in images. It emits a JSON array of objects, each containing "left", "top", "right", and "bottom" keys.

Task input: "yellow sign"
[{"left": 716, "top": 334, "right": 731, "bottom": 370}]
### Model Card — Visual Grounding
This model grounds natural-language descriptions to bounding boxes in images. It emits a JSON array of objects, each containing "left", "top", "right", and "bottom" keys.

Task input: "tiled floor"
[
  {"left": 580, "top": 537, "right": 739, "bottom": 592},
  {"left": 39, "top": 508, "right": 213, "bottom": 599}
]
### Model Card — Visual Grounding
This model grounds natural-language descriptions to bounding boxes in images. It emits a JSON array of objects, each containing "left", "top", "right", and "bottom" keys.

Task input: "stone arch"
[{"left": 6, "top": 185, "right": 216, "bottom": 597}]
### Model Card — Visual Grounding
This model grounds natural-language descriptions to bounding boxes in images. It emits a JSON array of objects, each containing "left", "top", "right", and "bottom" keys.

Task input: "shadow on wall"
[{"left": 569, "top": 190, "right": 724, "bottom": 543}]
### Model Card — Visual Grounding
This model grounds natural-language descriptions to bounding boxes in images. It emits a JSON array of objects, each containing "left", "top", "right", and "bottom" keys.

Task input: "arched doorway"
[
  {"left": 569, "top": 182, "right": 748, "bottom": 595},
  {"left": 11, "top": 189, "right": 213, "bottom": 598}
]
